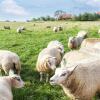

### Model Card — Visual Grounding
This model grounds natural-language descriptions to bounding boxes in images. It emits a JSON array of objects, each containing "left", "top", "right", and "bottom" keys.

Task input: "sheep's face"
[
  {"left": 11, "top": 75, "right": 24, "bottom": 88},
  {"left": 50, "top": 66, "right": 76, "bottom": 85},
  {"left": 68, "top": 37, "right": 75, "bottom": 44},
  {"left": 47, "top": 57, "right": 57, "bottom": 71},
  {"left": 50, "top": 68, "right": 69, "bottom": 85}
]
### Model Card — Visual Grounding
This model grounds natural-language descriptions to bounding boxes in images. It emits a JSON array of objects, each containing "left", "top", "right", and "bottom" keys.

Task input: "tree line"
[{"left": 32, "top": 10, "right": 100, "bottom": 21}]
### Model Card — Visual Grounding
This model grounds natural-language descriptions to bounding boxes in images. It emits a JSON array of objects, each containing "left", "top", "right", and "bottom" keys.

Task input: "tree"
[{"left": 54, "top": 10, "right": 65, "bottom": 20}]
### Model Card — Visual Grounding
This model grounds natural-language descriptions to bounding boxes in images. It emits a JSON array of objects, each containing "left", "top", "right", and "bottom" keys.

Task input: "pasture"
[{"left": 0, "top": 21, "right": 100, "bottom": 100}]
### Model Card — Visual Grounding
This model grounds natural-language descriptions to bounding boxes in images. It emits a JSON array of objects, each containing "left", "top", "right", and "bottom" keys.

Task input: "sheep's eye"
[
  {"left": 16, "top": 78, "right": 20, "bottom": 81},
  {"left": 60, "top": 73, "right": 66, "bottom": 77}
]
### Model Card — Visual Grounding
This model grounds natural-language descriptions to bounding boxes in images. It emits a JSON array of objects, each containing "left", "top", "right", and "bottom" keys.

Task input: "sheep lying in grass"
[
  {"left": 81, "top": 38, "right": 100, "bottom": 48},
  {"left": 0, "top": 74, "right": 24, "bottom": 100},
  {"left": 47, "top": 40, "right": 64, "bottom": 55},
  {"left": 0, "top": 50, "right": 21, "bottom": 75},
  {"left": 68, "top": 31, "right": 88, "bottom": 49},
  {"left": 36, "top": 47, "right": 62, "bottom": 82},
  {"left": 50, "top": 58, "right": 100, "bottom": 100},
  {"left": 4, "top": 26, "right": 10, "bottom": 30}
]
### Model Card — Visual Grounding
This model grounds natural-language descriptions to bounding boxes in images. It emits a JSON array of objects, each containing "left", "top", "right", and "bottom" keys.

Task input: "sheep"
[
  {"left": 47, "top": 40, "right": 64, "bottom": 55},
  {"left": 53, "top": 27, "right": 58, "bottom": 32},
  {"left": 58, "top": 26, "right": 63, "bottom": 31},
  {"left": 68, "top": 36, "right": 84, "bottom": 49},
  {"left": 77, "top": 30, "right": 88, "bottom": 39},
  {"left": 0, "top": 50, "right": 21, "bottom": 75},
  {"left": 17, "top": 27, "right": 22, "bottom": 33},
  {"left": 81, "top": 38, "right": 100, "bottom": 48},
  {"left": 36, "top": 47, "right": 62, "bottom": 82},
  {"left": 4, "top": 26, "right": 10, "bottom": 30},
  {"left": 0, "top": 74, "right": 24, "bottom": 100},
  {"left": 50, "top": 58, "right": 100, "bottom": 100},
  {"left": 46, "top": 26, "right": 51, "bottom": 28},
  {"left": 60, "top": 50, "right": 94, "bottom": 68}
]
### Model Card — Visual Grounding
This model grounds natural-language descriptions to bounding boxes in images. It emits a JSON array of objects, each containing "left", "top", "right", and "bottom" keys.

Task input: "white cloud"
[
  {"left": 0, "top": 0, "right": 29, "bottom": 16},
  {"left": 75, "top": 0, "right": 100, "bottom": 7}
]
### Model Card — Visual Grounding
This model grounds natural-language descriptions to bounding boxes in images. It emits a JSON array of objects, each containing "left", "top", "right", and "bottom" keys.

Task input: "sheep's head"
[
  {"left": 11, "top": 75, "right": 24, "bottom": 88},
  {"left": 50, "top": 66, "right": 77, "bottom": 85},
  {"left": 45, "top": 57, "right": 57, "bottom": 71}
]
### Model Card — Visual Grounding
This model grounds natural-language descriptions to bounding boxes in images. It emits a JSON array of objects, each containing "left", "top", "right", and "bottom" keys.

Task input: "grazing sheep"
[
  {"left": 81, "top": 38, "right": 100, "bottom": 48},
  {"left": 68, "top": 36, "right": 84, "bottom": 49},
  {"left": 47, "top": 40, "right": 64, "bottom": 55},
  {"left": 0, "top": 50, "right": 21, "bottom": 75},
  {"left": 46, "top": 26, "right": 51, "bottom": 28},
  {"left": 17, "top": 27, "right": 22, "bottom": 33},
  {"left": 0, "top": 74, "right": 24, "bottom": 100},
  {"left": 4, "top": 26, "right": 10, "bottom": 30},
  {"left": 50, "top": 58, "right": 100, "bottom": 100},
  {"left": 58, "top": 26, "right": 63, "bottom": 31},
  {"left": 53, "top": 27, "right": 58, "bottom": 32},
  {"left": 36, "top": 47, "right": 62, "bottom": 82},
  {"left": 77, "top": 30, "right": 88, "bottom": 39},
  {"left": 20, "top": 26, "right": 26, "bottom": 30}
]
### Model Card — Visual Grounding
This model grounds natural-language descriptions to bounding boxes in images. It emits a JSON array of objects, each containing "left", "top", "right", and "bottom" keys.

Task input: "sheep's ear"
[{"left": 67, "top": 65, "right": 78, "bottom": 74}]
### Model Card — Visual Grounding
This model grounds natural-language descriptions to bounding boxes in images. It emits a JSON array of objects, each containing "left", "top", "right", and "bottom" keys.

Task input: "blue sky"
[{"left": 0, "top": 0, "right": 100, "bottom": 21}]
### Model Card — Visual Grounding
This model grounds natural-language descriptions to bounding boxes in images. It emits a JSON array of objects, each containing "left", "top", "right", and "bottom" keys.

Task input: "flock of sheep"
[
  {"left": 36, "top": 29, "right": 100, "bottom": 100},
  {"left": 1, "top": 24, "right": 100, "bottom": 100}
]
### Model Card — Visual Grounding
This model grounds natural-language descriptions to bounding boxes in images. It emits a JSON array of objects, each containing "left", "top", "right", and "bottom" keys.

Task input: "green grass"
[{"left": 0, "top": 21, "right": 100, "bottom": 100}]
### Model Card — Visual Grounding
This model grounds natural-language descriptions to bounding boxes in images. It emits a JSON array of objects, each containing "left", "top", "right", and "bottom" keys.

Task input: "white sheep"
[
  {"left": 61, "top": 50, "right": 94, "bottom": 68},
  {"left": 0, "top": 74, "right": 24, "bottom": 100},
  {"left": 81, "top": 38, "right": 100, "bottom": 48},
  {"left": 0, "top": 50, "right": 21, "bottom": 75},
  {"left": 53, "top": 27, "right": 58, "bottom": 32},
  {"left": 68, "top": 36, "right": 84, "bottom": 49},
  {"left": 47, "top": 40, "right": 64, "bottom": 55},
  {"left": 50, "top": 58, "right": 100, "bottom": 100},
  {"left": 17, "top": 27, "right": 22, "bottom": 33},
  {"left": 36, "top": 47, "right": 62, "bottom": 82},
  {"left": 77, "top": 30, "right": 88, "bottom": 38}
]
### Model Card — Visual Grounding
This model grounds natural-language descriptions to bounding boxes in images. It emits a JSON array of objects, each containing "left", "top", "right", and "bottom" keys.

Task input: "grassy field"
[{"left": 0, "top": 21, "right": 100, "bottom": 100}]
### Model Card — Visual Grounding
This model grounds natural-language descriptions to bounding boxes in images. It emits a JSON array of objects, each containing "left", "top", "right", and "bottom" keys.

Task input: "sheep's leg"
[
  {"left": 46, "top": 73, "right": 49, "bottom": 83},
  {"left": 40, "top": 72, "right": 43, "bottom": 82}
]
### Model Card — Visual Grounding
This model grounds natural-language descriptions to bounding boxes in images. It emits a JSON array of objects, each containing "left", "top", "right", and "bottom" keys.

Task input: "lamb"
[
  {"left": 36, "top": 47, "right": 62, "bottom": 82},
  {"left": 4, "top": 26, "right": 10, "bottom": 30},
  {"left": 0, "top": 50, "right": 21, "bottom": 75},
  {"left": 0, "top": 74, "right": 24, "bottom": 100},
  {"left": 81, "top": 38, "right": 100, "bottom": 48},
  {"left": 47, "top": 40, "right": 64, "bottom": 55},
  {"left": 68, "top": 36, "right": 84, "bottom": 49},
  {"left": 50, "top": 58, "right": 100, "bottom": 100}
]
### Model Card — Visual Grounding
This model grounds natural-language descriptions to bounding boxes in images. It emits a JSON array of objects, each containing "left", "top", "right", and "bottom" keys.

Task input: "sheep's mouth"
[{"left": 50, "top": 81, "right": 56, "bottom": 85}]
